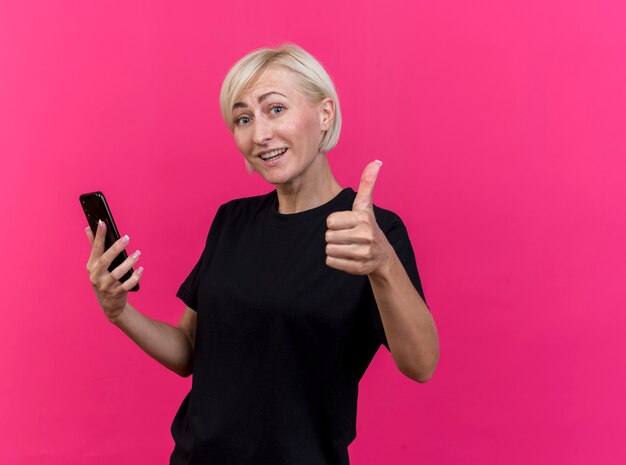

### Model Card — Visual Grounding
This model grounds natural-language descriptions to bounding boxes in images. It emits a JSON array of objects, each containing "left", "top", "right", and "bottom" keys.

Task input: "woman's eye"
[
  {"left": 270, "top": 105, "right": 285, "bottom": 115},
  {"left": 235, "top": 116, "right": 252, "bottom": 126}
]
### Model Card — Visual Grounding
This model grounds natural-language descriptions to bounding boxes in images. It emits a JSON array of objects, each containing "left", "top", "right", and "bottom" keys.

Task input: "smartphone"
[{"left": 79, "top": 191, "right": 139, "bottom": 291}]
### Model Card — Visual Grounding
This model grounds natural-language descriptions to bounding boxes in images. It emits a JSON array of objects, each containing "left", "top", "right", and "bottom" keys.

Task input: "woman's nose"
[{"left": 252, "top": 117, "right": 273, "bottom": 144}]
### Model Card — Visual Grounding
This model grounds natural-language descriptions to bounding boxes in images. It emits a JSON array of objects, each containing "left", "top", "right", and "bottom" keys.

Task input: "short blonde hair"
[{"left": 219, "top": 44, "right": 342, "bottom": 153}]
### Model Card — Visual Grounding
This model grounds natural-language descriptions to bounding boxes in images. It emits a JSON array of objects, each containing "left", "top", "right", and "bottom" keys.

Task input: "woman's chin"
[
  {"left": 258, "top": 168, "right": 293, "bottom": 186},
  {"left": 263, "top": 176, "right": 292, "bottom": 187}
]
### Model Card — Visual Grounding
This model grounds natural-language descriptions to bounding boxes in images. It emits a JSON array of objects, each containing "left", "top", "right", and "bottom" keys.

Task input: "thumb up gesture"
[{"left": 325, "top": 160, "right": 393, "bottom": 276}]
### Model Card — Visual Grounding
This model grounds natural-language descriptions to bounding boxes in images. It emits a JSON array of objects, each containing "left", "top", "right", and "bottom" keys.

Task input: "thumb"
[{"left": 352, "top": 160, "right": 382, "bottom": 211}]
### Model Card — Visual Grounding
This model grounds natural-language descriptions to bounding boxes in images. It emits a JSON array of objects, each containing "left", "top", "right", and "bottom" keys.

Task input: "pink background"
[{"left": 1, "top": 1, "right": 625, "bottom": 464}]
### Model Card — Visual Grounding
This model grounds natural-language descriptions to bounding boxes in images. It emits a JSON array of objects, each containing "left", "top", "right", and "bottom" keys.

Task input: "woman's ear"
[{"left": 319, "top": 98, "right": 335, "bottom": 131}]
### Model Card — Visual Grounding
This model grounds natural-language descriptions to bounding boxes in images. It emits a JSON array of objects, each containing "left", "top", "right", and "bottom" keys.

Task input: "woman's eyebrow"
[{"left": 232, "top": 92, "right": 288, "bottom": 110}]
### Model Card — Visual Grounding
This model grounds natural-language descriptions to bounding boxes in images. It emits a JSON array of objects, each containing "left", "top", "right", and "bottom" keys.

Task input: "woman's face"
[{"left": 231, "top": 66, "right": 333, "bottom": 187}]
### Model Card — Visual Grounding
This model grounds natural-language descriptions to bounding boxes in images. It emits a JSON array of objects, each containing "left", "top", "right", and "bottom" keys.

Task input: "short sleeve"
[
  {"left": 385, "top": 219, "right": 426, "bottom": 304},
  {"left": 176, "top": 204, "right": 227, "bottom": 311},
  {"left": 370, "top": 211, "right": 427, "bottom": 349}
]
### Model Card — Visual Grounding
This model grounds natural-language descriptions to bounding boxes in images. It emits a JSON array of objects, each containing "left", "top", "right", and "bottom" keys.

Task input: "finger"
[
  {"left": 326, "top": 243, "right": 366, "bottom": 259},
  {"left": 110, "top": 250, "right": 141, "bottom": 282},
  {"left": 118, "top": 266, "right": 143, "bottom": 292},
  {"left": 325, "top": 228, "right": 372, "bottom": 245},
  {"left": 352, "top": 160, "right": 382, "bottom": 212},
  {"left": 93, "top": 234, "right": 130, "bottom": 275},
  {"left": 326, "top": 211, "right": 360, "bottom": 230},
  {"left": 87, "top": 220, "right": 107, "bottom": 268},
  {"left": 85, "top": 226, "right": 95, "bottom": 246},
  {"left": 325, "top": 256, "right": 366, "bottom": 275}
]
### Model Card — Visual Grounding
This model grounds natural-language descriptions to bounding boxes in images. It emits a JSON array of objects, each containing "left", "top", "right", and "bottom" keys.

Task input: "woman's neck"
[{"left": 275, "top": 157, "right": 343, "bottom": 214}]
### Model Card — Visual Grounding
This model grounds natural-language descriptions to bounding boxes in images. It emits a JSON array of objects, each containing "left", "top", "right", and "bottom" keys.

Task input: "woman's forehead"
[{"left": 238, "top": 66, "right": 300, "bottom": 101}]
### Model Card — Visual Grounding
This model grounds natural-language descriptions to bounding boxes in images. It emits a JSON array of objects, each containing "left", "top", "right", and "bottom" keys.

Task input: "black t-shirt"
[{"left": 170, "top": 187, "right": 425, "bottom": 465}]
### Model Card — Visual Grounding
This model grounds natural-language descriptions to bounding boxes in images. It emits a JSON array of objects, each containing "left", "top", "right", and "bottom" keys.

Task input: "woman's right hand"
[{"left": 85, "top": 220, "right": 143, "bottom": 323}]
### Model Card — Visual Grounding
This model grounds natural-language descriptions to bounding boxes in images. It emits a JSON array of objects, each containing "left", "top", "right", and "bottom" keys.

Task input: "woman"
[{"left": 85, "top": 44, "right": 439, "bottom": 465}]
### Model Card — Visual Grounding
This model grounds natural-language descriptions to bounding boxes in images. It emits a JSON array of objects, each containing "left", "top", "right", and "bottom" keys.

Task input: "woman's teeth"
[{"left": 260, "top": 148, "right": 287, "bottom": 160}]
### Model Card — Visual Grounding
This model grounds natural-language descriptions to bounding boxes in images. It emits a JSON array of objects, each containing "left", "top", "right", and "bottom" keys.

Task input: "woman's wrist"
[
  {"left": 367, "top": 243, "right": 398, "bottom": 284},
  {"left": 108, "top": 303, "right": 131, "bottom": 327}
]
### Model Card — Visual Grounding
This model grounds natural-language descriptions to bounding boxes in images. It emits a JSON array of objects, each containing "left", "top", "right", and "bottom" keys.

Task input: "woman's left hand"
[{"left": 325, "top": 161, "right": 394, "bottom": 276}]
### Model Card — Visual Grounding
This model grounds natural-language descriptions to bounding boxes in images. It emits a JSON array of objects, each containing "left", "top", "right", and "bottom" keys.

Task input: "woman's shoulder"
[
  {"left": 372, "top": 203, "right": 405, "bottom": 232},
  {"left": 216, "top": 190, "right": 276, "bottom": 219}
]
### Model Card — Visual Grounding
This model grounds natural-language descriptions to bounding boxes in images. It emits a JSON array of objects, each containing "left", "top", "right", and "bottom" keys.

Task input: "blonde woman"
[{"left": 85, "top": 44, "right": 439, "bottom": 465}]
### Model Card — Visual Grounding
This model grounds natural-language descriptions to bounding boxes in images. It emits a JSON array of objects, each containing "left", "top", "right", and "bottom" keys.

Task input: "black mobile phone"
[{"left": 79, "top": 191, "right": 139, "bottom": 291}]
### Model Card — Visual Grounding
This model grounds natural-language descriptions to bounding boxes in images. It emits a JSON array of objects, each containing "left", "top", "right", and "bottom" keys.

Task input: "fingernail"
[
  {"left": 98, "top": 220, "right": 104, "bottom": 229},
  {"left": 137, "top": 266, "right": 144, "bottom": 274},
  {"left": 374, "top": 160, "right": 383, "bottom": 166},
  {"left": 120, "top": 235, "right": 130, "bottom": 246},
  {"left": 131, "top": 250, "right": 141, "bottom": 260}
]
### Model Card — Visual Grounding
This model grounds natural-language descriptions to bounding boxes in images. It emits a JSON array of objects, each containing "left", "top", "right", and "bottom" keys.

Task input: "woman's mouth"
[
  {"left": 260, "top": 147, "right": 288, "bottom": 160},
  {"left": 259, "top": 148, "right": 288, "bottom": 165}
]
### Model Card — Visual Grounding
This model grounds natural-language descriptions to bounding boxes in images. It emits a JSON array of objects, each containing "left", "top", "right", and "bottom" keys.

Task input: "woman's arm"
[
  {"left": 367, "top": 252, "right": 439, "bottom": 382},
  {"left": 110, "top": 304, "right": 196, "bottom": 377},
  {"left": 85, "top": 222, "right": 196, "bottom": 377},
  {"left": 325, "top": 161, "right": 440, "bottom": 382}
]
